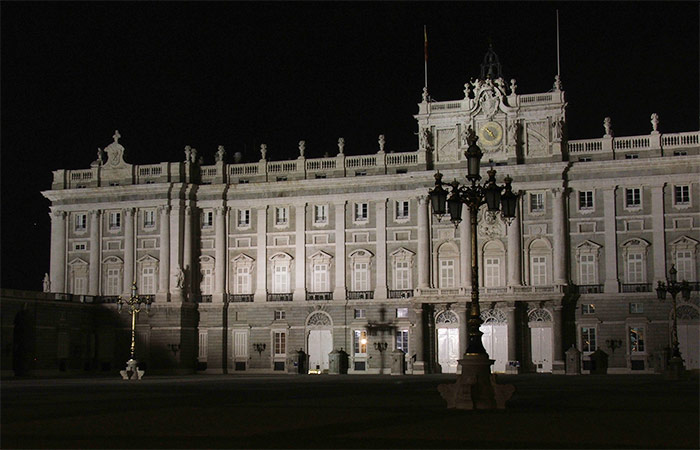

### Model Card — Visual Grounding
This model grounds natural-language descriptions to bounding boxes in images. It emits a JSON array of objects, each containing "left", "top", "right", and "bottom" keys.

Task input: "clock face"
[{"left": 479, "top": 121, "right": 503, "bottom": 147}]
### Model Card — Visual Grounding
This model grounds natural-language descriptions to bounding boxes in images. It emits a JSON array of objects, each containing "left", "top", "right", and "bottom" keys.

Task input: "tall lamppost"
[
  {"left": 431, "top": 127, "right": 518, "bottom": 409},
  {"left": 656, "top": 264, "right": 691, "bottom": 379},
  {"left": 117, "top": 282, "right": 152, "bottom": 380}
]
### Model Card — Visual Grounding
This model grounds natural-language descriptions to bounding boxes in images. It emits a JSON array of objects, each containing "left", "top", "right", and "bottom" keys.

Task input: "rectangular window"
[
  {"left": 396, "top": 200, "right": 409, "bottom": 219},
  {"left": 581, "top": 304, "right": 596, "bottom": 315},
  {"left": 273, "top": 265, "right": 289, "bottom": 293},
  {"left": 674, "top": 185, "right": 690, "bottom": 205},
  {"left": 237, "top": 209, "right": 250, "bottom": 227},
  {"left": 531, "top": 256, "right": 547, "bottom": 286},
  {"left": 581, "top": 327, "right": 596, "bottom": 353},
  {"left": 625, "top": 188, "right": 641, "bottom": 208},
  {"left": 73, "top": 276, "right": 87, "bottom": 295},
  {"left": 274, "top": 310, "right": 286, "bottom": 320},
  {"left": 354, "top": 308, "right": 366, "bottom": 319},
  {"left": 106, "top": 268, "right": 120, "bottom": 295},
  {"left": 202, "top": 210, "right": 213, "bottom": 228},
  {"left": 484, "top": 257, "right": 501, "bottom": 287},
  {"left": 275, "top": 207, "right": 288, "bottom": 226},
  {"left": 201, "top": 267, "right": 213, "bottom": 295},
  {"left": 141, "top": 267, "right": 156, "bottom": 295},
  {"left": 396, "top": 307, "right": 409, "bottom": 318},
  {"left": 74, "top": 213, "right": 87, "bottom": 231},
  {"left": 625, "top": 154, "right": 639, "bottom": 160},
  {"left": 235, "top": 266, "right": 251, "bottom": 294},
  {"left": 354, "top": 329, "right": 367, "bottom": 355},
  {"left": 579, "top": 191, "right": 594, "bottom": 210},
  {"left": 579, "top": 254, "right": 596, "bottom": 285},
  {"left": 74, "top": 242, "right": 87, "bottom": 251},
  {"left": 530, "top": 193, "right": 544, "bottom": 213},
  {"left": 312, "top": 263, "right": 329, "bottom": 292},
  {"left": 314, "top": 205, "right": 328, "bottom": 224},
  {"left": 439, "top": 259, "right": 455, "bottom": 288},
  {"left": 394, "top": 261, "right": 410, "bottom": 290},
  {"left": 354, "top": 202, "right": 368, "bottom": 222},
  {"left": 143, "top": 210, "right": 155, "bottom": 228},
  {"left": 673, "top": 151, "right": 688, "bottom": 156},
  {"left": 676, "top": 250, "right": 694, "bottom": 281},
  {"left": 578, "top": 157, "right": 592, "bottom": 162},
  {"left": 233, "top": 330, "right": 248, "bottom": 358},
  {"left": 198, "top": 331, "right": 208, "bottom": 361},
  {"left": 629, "top": 327, "right": 645, "bottom": 353},
  {"left": 395, "top": 329, "right": 409, "bottom": 353},
  {"left": 353, "top": 262, "right": 369, "bottom": 291},
  {"left": 627, "top": 253, "right": 644, "bottom": 283},
  {"left": 629, "top": 302, "right": 644, "bottom": 314},
  {"left": 274, "top": 331, "right": 286, "bottom": 356},
  {"left": 109, "top": 212, "right": 121, "bottom": 230}
]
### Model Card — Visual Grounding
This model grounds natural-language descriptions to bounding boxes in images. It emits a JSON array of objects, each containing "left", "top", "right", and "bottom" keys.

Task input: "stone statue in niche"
[
  {"left": 337, "top": 137, "right": 345, "bottom": 154},
  {"left": 43, "top": 273, "right": 50, "bottom": 292},
  {"left": 508, "top": 121, "right": 519, "bottom": 146},
  {"left": 215, "top": 145, "right": 226, "bottom": 163},
  {"left": 298, "top": 140, "right": 306, "bottom": 158},
  {"left": 552, "top": 119, "right": 563, "bottom": 141},
  {"left": 174, "top": 265, "right": 184, "bottom": 290}
]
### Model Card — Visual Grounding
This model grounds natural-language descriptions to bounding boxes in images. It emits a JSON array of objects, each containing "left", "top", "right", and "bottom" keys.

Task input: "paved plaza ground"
[{"left": 1, "top": 372, "right": 698, "bottom": 449}]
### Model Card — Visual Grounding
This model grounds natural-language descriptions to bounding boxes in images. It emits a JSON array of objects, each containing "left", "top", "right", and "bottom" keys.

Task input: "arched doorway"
[
  {"left": 676, "top": 304, "right": 699, "bottom": 370},
  {"left": 528, "top": 308, "right": 553, "bottom": 373},
  {"left": 480, "top": 308, "right": 508, "bottom": 373},
  {"left": 306, "top": 311, "right": 333, "bottom": 373},
  {"left": 435, "top": 310, "right": 460, "bottom": 373}
]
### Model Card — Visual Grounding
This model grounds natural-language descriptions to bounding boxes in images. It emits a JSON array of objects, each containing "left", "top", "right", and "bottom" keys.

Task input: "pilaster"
[
  {"left": 650, "top": 184, "right": 667, "bottom": 284},
  {"left": 459, "top": 206, "right": 471, "bottom": 289},
  {"left": 603, "top": 187, "right": 619, "bottom": 293},
  {"left": 417, "top": 196, "right": 430, "bottom": 290},
  {"left": 157, "top": 205, "right": 170, "bottom": 302},
  {"left": 293, "top": 203, "right": 306, "bottom": 301},
  {"left": 412, "top": 306, "right": 425, "bottom": 374},
  {"left": 507, "top": 198, "right": 522, "bottom": 287},
  {"left": 88, "top": 210, "right": 101, "bottom": 295},
  {"left": 375, "top": 199, "right": 388, "bottom": 299},
  {"left": 254, "top": 206, "right": 268, "bottom": 302},
  {"left": 551, "top": 188, "right": 566, "bottom": 285},
  {"left": 183, "top": 206, "right": 192, "bottom": 296},
  {"left": 505, "top": 305, "right": 518, "bottom": 372},
  {"left": 214, "top": 206, "right": 226, "bottom": 298},
  {"left": 49, "top": 210, "right": 67, "bottom": 293},
  {"left": 552, "top": 305, "right": 565, "bottom": 374},
  {"left": 123, "top": 208, "right": 135, "bottom": 296},
  {"left": 169, "top": 206, "right": 183, "bottom": 301},
  {"left": 332, "top": 201, "right": 346, "bottom": 300}
]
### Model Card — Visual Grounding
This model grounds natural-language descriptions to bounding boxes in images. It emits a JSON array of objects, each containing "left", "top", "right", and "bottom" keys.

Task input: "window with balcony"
[{"left": 671, "top": 235, "right": 698, "bottom": 282}]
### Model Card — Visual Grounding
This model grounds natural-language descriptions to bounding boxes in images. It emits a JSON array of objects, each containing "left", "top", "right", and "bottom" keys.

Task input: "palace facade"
[{"left": 37, "top": 49, "right": 700, "bottom": 376}]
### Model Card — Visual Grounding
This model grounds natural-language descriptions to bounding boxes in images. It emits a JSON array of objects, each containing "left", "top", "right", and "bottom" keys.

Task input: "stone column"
[
  {"left": 214, "top": 207, "right": 226, "bottom": 299},
  {"left": 551, "top": 188, "right": 567, "bottom": 285},
  {"left": 458, "top": 306, "right": 468, "bottom": 357},
  {"left": 417, "top": 196, "right": 430, "bottom": 289},
  {"left": 507, "top": 201, "right": 522, "bottom": 286},
  {"left": 459, "top": 206, "right": 471, "bottom": 289},
  {"left": 123, "top": 208, "right": 135, "bottom": 295},
  {"left": 254, "top": 206, "right": 268, "bottom": 302},
  {"left": 49, "top": 210, "right": 67, "bottom": 293},
  {"left": 183, "top": 206, "right": 192, "bottom": 295},
  {"left": 552, "top": 305, "right": 565, "bottom": 374},
  {"left": 375, "top": 199, "right": 388, "bottom": 299},
  {"left": 158, "top": 206, "right": 170, "bottom": 300},
  {"left": 505, "top": 305, "right": 517, "bottom": 366},
  {"left": 88, "top": 210, "right": 101, "bottom": 295},
  {"left": 603, "top": 187, "right": 619, "bottom": 293},
  {"left": 412, "top": 306, "right": 425, "bottom": 374},
  {"left": 333, "top": 201, "right": 346, "bottom": 300},
  {"left": 650, "top": 184, "right": 667, "bottom": 284},
  {"left": 294, "top": 203, "right": 306, "bottom": 301}
]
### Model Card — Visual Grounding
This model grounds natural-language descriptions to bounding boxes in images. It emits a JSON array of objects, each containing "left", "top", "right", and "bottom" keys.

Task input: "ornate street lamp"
[
  {"left": 431, "top": 126, "right": 518, "bottom": 410},
  {"left": 117, "top": 282, "right": 152, "bottom": 380},
  {"left": 656, "top": 265, "right": 691, "bottom": 378},
  {"left": 429, "top": 126, "right": 518, "bottom": 356}
]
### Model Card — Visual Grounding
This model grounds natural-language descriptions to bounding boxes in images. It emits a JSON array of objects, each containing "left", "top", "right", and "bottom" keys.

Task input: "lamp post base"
[
  {"left": 664, "top": 356, "right": 686, "bottom": 381},
  {"left": 438, "top": 353, "right": 515, "bottom": 409},
  {"left": 120, "top": 358, "right": 145, "bottom": 380}
]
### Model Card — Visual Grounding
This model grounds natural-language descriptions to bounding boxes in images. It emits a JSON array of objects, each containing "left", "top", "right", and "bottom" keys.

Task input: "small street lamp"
[
  {"left": 430, "top": 126, "right": 518, "bottom": 409},
  {"left": 117, "top": 283, "right": 152, "bottom": 380},
  {"left": 656, "top": 265, "right": 691, "bottom": 379},
  {"left": 253, "top": 343, "right": 267, "bottom": 357}
]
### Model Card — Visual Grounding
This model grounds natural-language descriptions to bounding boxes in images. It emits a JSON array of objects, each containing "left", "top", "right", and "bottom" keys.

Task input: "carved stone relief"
[
  {"left": 436, "top": 128, "right": 458, "bottom": 162},
  {"left": 526, "top": 121, "right": 549, "bottom": 156}
]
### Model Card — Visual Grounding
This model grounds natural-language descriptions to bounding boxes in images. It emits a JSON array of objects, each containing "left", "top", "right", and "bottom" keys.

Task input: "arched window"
[
  {"left": 137, "top": 255, "right": 159, "bottom": 295},
  {"left": 270, "top": 253, "right": 293, "bottom": 293},
  {"left": 199, "top": 255, "right": 215, "bottom": 295},
  {"left": 528, "top": 238, "right": 552, "bottom": 286},
  {"left": 621, "top": 238, "right": 650, "bottom": 284},
  {"left": 349, "top": 249, "right": 373, "bottom": 292},
  {"left": 575, "top": 240, "right": 602, "bottom": 286},
  {"left": 670, "top": 236, "right": 698, "bottom": 282},
  {"left": 308, "top": 251, "right": 333, "bottom": 293},
  {"left": 102, "top": 256, "right": 123, "bottom": 296},
  {"left": 391, "top": 248, "right": 414, "bottom": 291},
  {"left": 437, "top": 242, "right": 459, "bottom": 288},
  {"left": 231, "top": 254, "right": 255, "bottom": 294},
  {"left": 482, "top": 240, "right": 505, "bottom": 287}
]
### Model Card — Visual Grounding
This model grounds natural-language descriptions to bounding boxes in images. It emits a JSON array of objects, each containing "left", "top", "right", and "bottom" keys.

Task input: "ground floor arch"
[{"left": 480, "top": 308, "right": 508, "bottom": 373}]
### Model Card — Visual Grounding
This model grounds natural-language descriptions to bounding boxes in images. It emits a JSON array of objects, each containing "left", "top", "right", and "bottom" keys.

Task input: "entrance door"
[
  {"left": 678, "top": 323, "right": 699, "bottom": 370},
  {"left": 531, "top": 327, "right": 553, "bottom": 373},
  {"left": 437, "top": 328, "right": 459, "bottom": 373},
  {"left": 480, "top": 324, "right": 508, "bottom": 372},
  {"left": 308, "top": 329, "right": 332, "bottom": 372}
]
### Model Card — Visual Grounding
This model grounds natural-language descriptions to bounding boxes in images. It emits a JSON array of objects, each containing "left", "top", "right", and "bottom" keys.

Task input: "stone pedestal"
[
  {"left": 120, "top": 359, "right": 145, "bottom": 380},
  {"left": 391, "top": 349, "right": 405, "bottom": 375},
  {"left": 437, "top": 354, "right": 515, "bottom": 410}
]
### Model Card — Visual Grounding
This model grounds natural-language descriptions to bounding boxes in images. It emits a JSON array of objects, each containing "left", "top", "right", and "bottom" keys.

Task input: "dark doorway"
[{"left": 13, "top": 309, "right": 35, "bottom": 376}]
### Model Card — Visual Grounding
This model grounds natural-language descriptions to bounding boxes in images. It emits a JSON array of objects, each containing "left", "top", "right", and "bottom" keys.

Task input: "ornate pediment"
[
  {"left": 137, "top": 254, "right": 159, "bottom": 264},
  {"left": 477, "top": 207, "right": 505, "bottom": 238},
  {"left": 468, "top": 78, "right": 513, "bottom": 119},
  {"left": 308, "top": 250, "right": 333, "bottom": 262},
  {"left": 68, "top": 257, "right": 89, "bottom": 266},
  {"left": 671, "top": 235, "right": 699, "bottom": 248},
  {"left": 103, "top": 130, "right": 130, "bottom": 168}
]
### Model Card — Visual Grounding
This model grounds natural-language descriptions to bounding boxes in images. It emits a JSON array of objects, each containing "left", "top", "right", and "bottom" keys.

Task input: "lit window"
[
  {"left": 74, "top": 213, "right": 87, "bottom": 231},
  {"left": 394, "top": 261, "right": 411, "bottom": 290},
  {"left": 579, "top": 254, "right": 597, "bottom": 285},
  {"left": 354, "top": 309, "right": 366, "bottom": 319},
  {"left": 353, "top": 262, "right": 369, "bottom": 291},
  {"left": 274, "top": 331, "right": 286, "bottom": 356},
  {"left": 439, "top": 259, "right": 455, "bottom": 288},
  {"left": 273, "top": 265, "right": 289, "bottom": 293},
  {"left": 396, "top": 307, "right": 409, "bottom": 318},
  {"left": 530, "top": 193, "right": 544, "bottom": 213},
  {"left": 676, "top": 250, "right": 694, "bottom": 281},
  {"left": 395, "top": 329, "right": 409, "bottom": 353},
  {"left": 202, "top": 210, "right": 213, "bottom": 228},
  {"left": 354, "top": 329, "right": 367, "bottom": 355},
  {"left": 201, "top": 267, "right": 214, "bottom": 295},
  {"left": 484, "top": 257, "right": 501, "bottom": 287},
  {"left": 629, "top": 327, "right": 645, "bottom": 353},
  {"left": 581, "top": 304, "right": 596, "bottom": 315},
  {"left": 626, "top": 252, "right": 644, "bottom": 283},
  {"left": 674, "top": 185, "right": 690, "bottom": 205},
  {"left": 629, "top": 303, "right": 644, "bottom": 314},
  {"left": 354, "top": 203, "right": 368, "bottom": 222},
  {"left": 141, "top": 266, "right": 156, "bottom": 295},
  {"left": 237, "top": 209, "right": 250, "bottom": 227},
  {"left": 581, "top": 327, "right": 596, "bottom": 353},
  {"left": 531, "top": 256, "right": 547, "bottom": 286},
  {"left": 312, "top": 263, "right": 329, "bottom": 292},
  {"left": 579, "top": 191, "right": 594, "bottom": 210},
  {"left": 625, "top": 188, "right": 641, "bottom": 208},
  {"left": 109, "top": 212, "right": 121, "bottom": 230},
  {"left": 143, "top": 210, "right": 155, "bottom": 228},
  {"left": 396, "top": 200, "right": 409, "bottom": 219},
  {"left": 314, "top": 205, "right": 328, "bottom": 224},
  {"left": 275, "top": 207, "right": 288, "bottom": 226}
]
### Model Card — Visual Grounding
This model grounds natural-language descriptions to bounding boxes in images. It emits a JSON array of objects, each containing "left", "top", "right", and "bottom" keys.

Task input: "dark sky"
[{"left": 2, "top": 2, "right": 699, "bottom": 291}]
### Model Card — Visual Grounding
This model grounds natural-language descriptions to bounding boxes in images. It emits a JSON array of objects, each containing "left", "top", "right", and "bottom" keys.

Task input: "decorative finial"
[
  {"left": 260, "top": 144, "right": 267, "bottom": 160},
  {"left": 215, "top": 145, "right": 226, "bottom": 163},
  {"left": 603, "top": 117, "right": 612, "bottom": 137},
  {"left": 509, "top": 79, "right": 517, "bottom": 95},
  {"left": 378, "top": 134, "right": 386, "bottom": 153},
  {"left": 113, "top": 130, "right": 121, "bottom": 143},
  {"left": 553, "top": 75, "right": 563, "bottom": 91},
  {"left": 337, "top": 137, "right": 345, "bottom": 154},
  {"left": 298, "top": 140, "right": 306, "bottom": 158},
  {"left": 650, "top": 113, "right": 659, "bottom": 133},
  {"left": 422, "top": 87, "right": 429, "bottom": 103},
  {"left": 463, "top": 83, "right": 472, "bottom": 99}
]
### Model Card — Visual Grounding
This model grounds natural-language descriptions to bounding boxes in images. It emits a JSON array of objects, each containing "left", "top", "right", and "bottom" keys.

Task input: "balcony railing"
[
  {"left": 347, "top": 290, "right": 374, "bottom": 300},
  {"left": 388, "top": 289, "right": 413, "bottom": 299},
  {"left": 195, "top": 295, "right": 213, "bottom": 303},
  {"left": 621, "top": 283, "right": 652, "bottom": 293},
  {"left": 267, "top": 293, "right": 293, "bottom": 302},
  {"left": 306, "top": 292, "right": 333, "bottom": 301},
  {"left": 579, "top": 284, "right": 604, "bottom": 294},
  {"left": 230, "top": 294, "right": 254, "bottom": 303}
]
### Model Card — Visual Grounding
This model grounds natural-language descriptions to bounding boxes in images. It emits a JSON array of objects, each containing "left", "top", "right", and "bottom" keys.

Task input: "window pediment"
[
  {"left": 137, "top": 254, "right": 159, "bottom": 264},
  {"left": 270, "top": 252, "right": 293, "bottom": 262},
  {"left": 349, "top": 249, "right": 373, "bottom": 261},
  {"left": 308, "top": 250, "right": 333, "bottom": 264},
  {"left": 200, "top": 255, "right": 215, "bottom": 265},
  {"left": 102, "top": 256, "right": 123, "bottom": 265},
  {"left": 621, "top": 238, "right": 650, "bottom": 257},
  {"left": 670, "top": 235, "right": 699, "bottom": 250},
  {"left": 68, "top": 257, "right": 89, "bottom": 267}
]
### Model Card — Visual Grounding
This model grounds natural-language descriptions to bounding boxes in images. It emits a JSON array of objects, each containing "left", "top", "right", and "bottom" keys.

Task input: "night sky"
[{"left": 2, "top": 2, "right": 698, "bottom": 291}]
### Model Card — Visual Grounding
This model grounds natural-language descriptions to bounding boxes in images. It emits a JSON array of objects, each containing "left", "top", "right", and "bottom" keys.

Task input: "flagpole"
[
  {"left": 424, "top": 25, "right": 428, "bottom": 91},
  {"left": 556, "top": 10, "right": 560, "bottom": 77}
]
